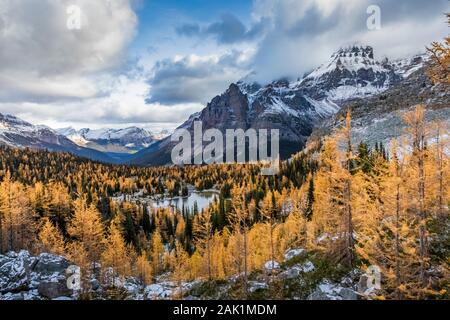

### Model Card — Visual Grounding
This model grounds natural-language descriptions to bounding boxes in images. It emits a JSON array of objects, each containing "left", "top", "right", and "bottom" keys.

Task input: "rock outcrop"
[
  {"left": 0, "top": 251, "right": 74, "bottom": 300},
  {"left": 0, "top": 250, "right": 366, "bottom": 300}
]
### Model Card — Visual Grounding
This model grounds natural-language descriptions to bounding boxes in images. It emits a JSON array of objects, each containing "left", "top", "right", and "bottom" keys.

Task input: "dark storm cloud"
[{"left": 147, "top": 51, "right": 250, "bottom": 105}]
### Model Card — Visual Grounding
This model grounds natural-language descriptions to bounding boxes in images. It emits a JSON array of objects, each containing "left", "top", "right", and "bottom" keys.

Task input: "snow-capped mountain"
[
  {"left": 0, "top": 114, "right": 115, "bottom": 163},
  {"left": 130, "top": 45, "right": 428, "bottom": 166},
  {"left": 300, "top": 46, "right": 397, "bottom": 99},
  {"left": 56, "top": 127, "right": 156, "bottom": 154},
  {"left": 1, "top": 45, "right": 439, "bottom": 167},
  {"left": 313, "top": 60, "right": 450, "bottom": 147}
]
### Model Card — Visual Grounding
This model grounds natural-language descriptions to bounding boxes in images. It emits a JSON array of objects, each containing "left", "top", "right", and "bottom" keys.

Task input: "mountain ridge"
[
  {"left": 0, "top": 114, "right": 117, "bottom": 163},
  {"left": 0, "top": 46, "right": 442, "bottom": 167},
  {"left": 56, "top": 126, "right": 157, "bottom": 155},
  {"left": 129, "top": 46, "right": 431, "bottom": 166}
]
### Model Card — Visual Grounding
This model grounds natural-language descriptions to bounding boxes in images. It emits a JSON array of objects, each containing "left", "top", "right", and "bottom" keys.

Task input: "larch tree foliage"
[
  {"left": 402, "top": 105, "right": 430, "bottom": 289},
  {"left": 193, "top": 208, "right": 214, "bottom": 280},
  {"left": 101, "top": 219, "right": 131, "bottom": 286},
  {"left": 340, "top": 110, "right": 356, "bottom": 267},
  {"left": 210, "top": 231, "right": 226, "bottom": 280},
  {"left": 429, "top": 121, "right": 449, "bottom": 220},
  {"left": 47, "top": 182, "right": 72, "bottom": 233},
  {"left": 135, "top": 251, "right": 153, "bottom": 285},
  {"left": 427, "top": 13, "right": 450, "bottom": 85},
  {"left": 356, "top": 139, "right": 416, "bottom": 299},
  {"left": 67, "top": 197, "right": 105, "bottom": 271},
  {"left": 171, "top": 240, "right": 190, "bottom": 298},
  {"left": 312, "top": 111, "right": 356, "bottom": 268},
  {"left": 247, "top": 222, "right": 271, "bottom": 272},
  {"left": 383, "top": 141, "right": 408, "bottom": 299},
  {"left": 150, "top": 227, "right": 165, "bottom": 276},
  {"left": 0, "top": 172, "right": 35, "bottom": 253},
  {"left": 38, "top": 218, "right": 66, "bottom": 256},
  {"left": 311, "top": 137, "right": 344, "bottom": 254},
  {"left": 383, "top": 140, "right": 422, "bottom": 299},
  {"left": 229, "top": 186, "right": 253, "bottom": 296},
  {"left": 260, "top": 191, "right": 278, "bottom": 273},
  {"left": 275, "top": 187, "right": 307, "bottom": 253}
]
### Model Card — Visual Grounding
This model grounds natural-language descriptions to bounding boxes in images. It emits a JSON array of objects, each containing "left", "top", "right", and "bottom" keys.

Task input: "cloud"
[
  {"left": 0, "top": 0, "right": 137, "bottom": 102},
  {"left": 1, "top": 0, "right": 448, "bottom": 130},
  {"left": 176, "top": 13, "right": 268, "bottom": 44},
  {"left": 249, "top": 0, "right": 449, "bottom": 83},
  {"left": 0, "top": 73, "right": 203, "bottom": 129},
  {"left": 146, "top": 50, "right": 252, "bottom": 105}
]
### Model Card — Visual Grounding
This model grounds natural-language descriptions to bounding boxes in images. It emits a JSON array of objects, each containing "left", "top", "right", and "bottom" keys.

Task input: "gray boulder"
[
  {"left": 144, "top": 283, "right": 174, "bottom": 300},
  {"left": 249, "top": 281, "right": 269, "bottom": 293},
  {"left": 38, "top": 280, "right": 72, "bottom": 299},
  {"left": 280, "top": 266, "right": 301, "bottom": 280},
  {"left": 0, "top": 251, "right": 75, "bottom": 300},
  {"left": 284, "top": 249, "right": 306, "bottom": 262},
  {"left": 32, "top": 253, "right": 71, "bottom": 277},
  {"left": 264, "top": 260, "right": 281, "bottom": 272},
  {"left": 0, "top": 251, "right": 31, "bottom": 293},
  {"left": 308, "top": 281, "right": 359, "bottom": 300}
]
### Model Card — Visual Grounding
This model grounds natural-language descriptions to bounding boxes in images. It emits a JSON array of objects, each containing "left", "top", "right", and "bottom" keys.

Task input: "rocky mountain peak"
[
  {"left": 0, "top": 113, "right": 33, "bottom": 129},
  {"left": 333, "top": 45, "right": 375, "bottom": 60}
]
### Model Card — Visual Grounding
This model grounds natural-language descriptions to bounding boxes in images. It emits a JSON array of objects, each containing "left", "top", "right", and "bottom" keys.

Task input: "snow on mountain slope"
[
  {"left": 57, "top": 127, "right": 156, "bottom": 154},
  {"left": 0, "top": 114, "right": 115, "bottom": 163},
  {"left": 299, "top": 45, "right": 405, "bottom": 101},
  {"left": 312, "top": 63, "right": 450, "bottom": 147},
  {"left": 304, "top": 46, "right": 385, "bottom": 81},
  {"left": 130, "top": 45, "right": 433, "bottom": 166},
  {"left": 392, "top": 53, "right": 427, "bottom": 79}
]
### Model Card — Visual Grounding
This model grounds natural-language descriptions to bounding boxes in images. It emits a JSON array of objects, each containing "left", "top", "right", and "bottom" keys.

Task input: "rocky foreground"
[{"left": 0, "top": 249, "right": 370, "bottom": 300}]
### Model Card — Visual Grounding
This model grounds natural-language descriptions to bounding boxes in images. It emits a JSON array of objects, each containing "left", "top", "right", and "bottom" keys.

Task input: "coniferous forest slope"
[{"left": 0, "top": 15, "right": 449, "bottom": 303}]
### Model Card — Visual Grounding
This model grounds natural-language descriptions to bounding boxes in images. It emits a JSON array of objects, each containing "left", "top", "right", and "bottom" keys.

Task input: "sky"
[{"left": 0, "top": 0, "right": 448, "bottom": 132}]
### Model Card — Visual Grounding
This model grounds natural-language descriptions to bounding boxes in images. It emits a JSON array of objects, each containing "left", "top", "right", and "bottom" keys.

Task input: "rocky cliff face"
[
  {"left": 311, "top": 61, "right": 450, "bottom": 146},
  {"left": 130, "top": 46, "right": 428, "bottom": 166},
  {"left": 299, "top": 46, "right": 404, "bottom": 101}
]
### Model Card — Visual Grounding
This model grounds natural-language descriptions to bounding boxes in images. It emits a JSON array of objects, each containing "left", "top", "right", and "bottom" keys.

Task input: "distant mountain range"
[
  {"left": 55, "top": 127, "right": 157, "bottom": 155},
  {"left": 0, "top": 114, "right": 117, "bottom": 163},
  {"left": 1, "top": 45, "right": 448, "bottom": 166},
  {"left": 0, "top": 115, "right": 167, "bottom": 163}
]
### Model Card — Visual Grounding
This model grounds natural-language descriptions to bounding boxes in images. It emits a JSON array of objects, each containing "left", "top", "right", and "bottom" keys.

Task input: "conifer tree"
[
  {"left": 229, "top": 187, "right": 252, "bottom": 296},
  {"left": 38, "top": 218, "right": 66, "bottom": 256},
  {"left": 0, "top": 173, "right": 35, "bottom": 252},
  {"left": 172, "top": 240, "right": 190, "bottom": 297},
  {"left": 427, "top": 13, "right": 450, "bottom": 85},
  {"left": 260, "top": 192, "right": 278, "bottom": 273},
  {"left": 341, "top": 110, "right": 356, "bottom": 267},
  {"left": 304, "top": 178, "right": 315, "bottom": 221},
  {"left": 101, "top": 219, "right": 131, "bottom": 286},
  {"left": 193, "top": 209, "right": 213, "bottom": 280},
  {"left": 67, "top": 197, "right": 105, "bottom": 270},
  {"left": 150, "top": 227, "right": 165, "bottom": 275},
  {"left": 403, "top": 105, "right": 430, "bottom": 288},
  {"left": 135, "top": 252, "right": 153, "bottom": 285}
]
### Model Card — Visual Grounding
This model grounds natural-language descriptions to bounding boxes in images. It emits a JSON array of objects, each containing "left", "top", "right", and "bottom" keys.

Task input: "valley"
[{"left": 0, "top": 11, "right": 448, "bottom": 302}]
